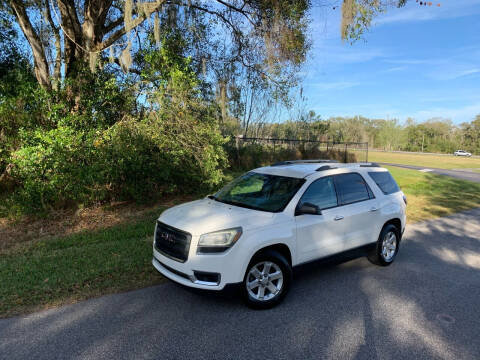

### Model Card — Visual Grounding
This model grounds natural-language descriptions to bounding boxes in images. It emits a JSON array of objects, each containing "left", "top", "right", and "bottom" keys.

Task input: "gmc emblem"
[{"left": 160, "top": 231, "right": 176, "bottom": 244}]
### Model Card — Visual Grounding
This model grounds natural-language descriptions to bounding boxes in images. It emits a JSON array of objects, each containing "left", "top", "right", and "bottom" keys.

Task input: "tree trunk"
[
  {"left": 9, "top": 0, "right": 51, "bottom": 90},
  {"left": 57, "top": 0, "right": 85, "bottom": 78}
]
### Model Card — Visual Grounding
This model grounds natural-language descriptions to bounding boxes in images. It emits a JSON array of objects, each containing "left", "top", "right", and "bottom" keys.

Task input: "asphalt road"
[
  {"left": 380, "top": 163, "right": 480, "bottom": 183},
  {"left": 1, "top": 208, "right": 480, "bottom": 360}
]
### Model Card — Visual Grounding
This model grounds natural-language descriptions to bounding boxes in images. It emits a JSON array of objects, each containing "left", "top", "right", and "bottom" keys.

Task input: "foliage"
[
  {"left": 1, "top": 35, "right": 227, "bottom": 217},
  {"left": 341, "top": 0, "right": 407, "bottom": 41}
]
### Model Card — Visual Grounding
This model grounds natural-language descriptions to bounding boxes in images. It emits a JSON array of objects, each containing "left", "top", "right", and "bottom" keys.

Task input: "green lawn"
[
  {"left": 2, "top": 167, "right": 480, "bottom": 318},
  {"left": 386, "top": 166, "right": 480, "bottom": 223},
  {"left": 367, "top": 150, "right": 480, "bottom": 170},
  {"left": 0, "top": 210, "right": 164, "bottom": 318}
]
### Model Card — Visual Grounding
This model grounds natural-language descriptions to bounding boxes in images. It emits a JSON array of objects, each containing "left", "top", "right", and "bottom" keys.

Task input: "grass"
[
  {"left": 0, "top": 209, "right": 164, "bottom": 318},
  {"left": 386, "top": 166, "right": 480, "bottom": 223},
  {"left": 367, "top": 150, "right": 480, "bottom": 170},
  {"left": 1, "top": 167, "right": 480, "bottom": 318}
]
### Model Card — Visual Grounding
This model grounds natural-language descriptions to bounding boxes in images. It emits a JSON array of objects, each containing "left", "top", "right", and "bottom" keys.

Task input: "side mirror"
[{"left": 296, "top": 202, "right": 321, "bottom": 216}]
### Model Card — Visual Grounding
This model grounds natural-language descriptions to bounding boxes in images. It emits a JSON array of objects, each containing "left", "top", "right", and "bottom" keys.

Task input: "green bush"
[{"left": 4, "top": 117, "right": 226, "bottom": 216}]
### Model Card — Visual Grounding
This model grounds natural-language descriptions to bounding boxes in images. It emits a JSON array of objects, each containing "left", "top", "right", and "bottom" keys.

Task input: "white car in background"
[
  {"left": 152, "top": 160, "right": 407, "bottom": 308},
  {"left": 454, "top": 150, "right": 472, "bottom": 157}
]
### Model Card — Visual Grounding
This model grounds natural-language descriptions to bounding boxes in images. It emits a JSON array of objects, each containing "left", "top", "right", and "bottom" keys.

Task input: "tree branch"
[{"left": 103, "top": 16, "right": 124, "bottom": 34}]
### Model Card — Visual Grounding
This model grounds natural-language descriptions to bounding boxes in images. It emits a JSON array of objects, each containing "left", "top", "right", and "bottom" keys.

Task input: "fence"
[{"left": 232, "top": 136, "right": 369, "bottom": 163}]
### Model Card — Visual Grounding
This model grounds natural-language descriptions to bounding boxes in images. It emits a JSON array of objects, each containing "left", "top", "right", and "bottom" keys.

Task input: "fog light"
[{"left": 193, "top": 271, "right": 220, "bottom": 285}]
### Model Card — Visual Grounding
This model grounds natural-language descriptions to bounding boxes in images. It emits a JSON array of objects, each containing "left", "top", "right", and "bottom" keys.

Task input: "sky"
[{"left": 301, "top": 0, "right": 480, "bottom": 124}]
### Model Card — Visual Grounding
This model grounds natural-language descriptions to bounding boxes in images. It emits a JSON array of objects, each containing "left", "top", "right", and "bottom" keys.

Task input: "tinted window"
[
  {"left": 334, "top": 173, "right": 372, "bottom": 205},
  {"left": 368, "top": 171, "right": 400, "bottom": 195},
  {"left": 299, "top": 176, "right": 338, "bottom": 210},
  {"left": 214, "top": 172, "right": 305, "bottom": 212}
]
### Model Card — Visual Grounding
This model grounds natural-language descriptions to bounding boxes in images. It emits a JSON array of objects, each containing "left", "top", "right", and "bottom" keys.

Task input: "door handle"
[
  {"left": 334, "top": 215, "right": 344, "bottom": 221},
  {"left": 369, "top": 207, "right": 378, "bottom": 212}
]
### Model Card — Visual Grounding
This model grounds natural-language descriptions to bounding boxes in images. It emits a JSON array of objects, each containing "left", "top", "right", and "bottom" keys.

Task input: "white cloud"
[
  {"left": 305, "top": 81, "right": 360, "bottom": 91},
  {"left": 382, "top": 66, "right": 407, "bottom": 73},
  {"left": 407, "top": 103, "right": 480, "bottom": 123},
  {"left": 427, "top": 64, "right": 480, "bottom": 80}
]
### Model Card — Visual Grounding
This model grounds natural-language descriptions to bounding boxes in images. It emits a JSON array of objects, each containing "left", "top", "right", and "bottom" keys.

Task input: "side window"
[
  {"left": 368, "top": 171, "right": 400, "bottom": 195},
  {"left": 334, "top": 173, "right": 373, "bottom": 206},
  {"left": 299, "top": 176, "right": 338, "bottom": 210}
]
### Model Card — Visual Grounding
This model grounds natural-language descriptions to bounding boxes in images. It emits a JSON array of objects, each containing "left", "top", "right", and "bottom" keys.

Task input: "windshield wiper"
[{"left": 217, "top": 199, "right": 269, "bottom": 212}]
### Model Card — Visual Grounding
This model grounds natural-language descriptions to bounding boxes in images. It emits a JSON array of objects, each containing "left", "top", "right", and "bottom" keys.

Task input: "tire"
[
  {"left": 242, "top": 250, "right": 292, "bottom": 309},
  {"left": 368, "top": 224, "right": 400, "bottom": 266}
]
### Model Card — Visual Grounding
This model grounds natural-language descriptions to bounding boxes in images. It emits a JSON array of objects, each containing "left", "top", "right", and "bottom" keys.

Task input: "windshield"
[{"left": 213, "top": 172, "right": 305, "bottom": 212}]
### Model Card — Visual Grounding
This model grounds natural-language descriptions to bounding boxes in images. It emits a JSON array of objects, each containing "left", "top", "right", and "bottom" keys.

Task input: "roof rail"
[
  {"left": 359, "top": 162, "right": 380, "bottom": 167},
  {"left": 316, "top": 165, "right": 336, "bottom": 171},
  {"left": 315, "top": 162, "right": 380, "bottom": 171},
  {"left": 271, "top": 159, "right": 339, "bottom": 166}
]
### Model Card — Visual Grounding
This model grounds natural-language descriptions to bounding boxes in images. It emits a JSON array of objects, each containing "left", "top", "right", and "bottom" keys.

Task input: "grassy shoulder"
[
  {"left": 0, "top": 209, "right": 164, "bottom": 318},
  {"left": 368, "top": 150, "right": 480, "bottom": 170},
  {"left": 386, "top": 166, "right": 480, "bottom": 223},
  {"left": 2, "top": 167, "right": 480, "bottom": 318}
]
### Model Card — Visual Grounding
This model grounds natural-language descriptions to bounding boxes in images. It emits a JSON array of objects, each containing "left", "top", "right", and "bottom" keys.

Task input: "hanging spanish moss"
[
  {"left": 120, "top": 42, "right": 132, "bottom": 73},
  {"left": 109, "top": 46, "right": 115, "bottom": 64},
  {"left": 154, "top": 13, "right": 161, "bottom": 48},
  {"left": 341, "top": 0, "right": 355, "bottom": 40},
  {"left": 124, "top": 0, "right": 133, "bottom": 33},
  {"left": 202, "top": 57, "right": 207, "bottom": 77},
  {"left": 89, "top": 52, "right": 97, "bottom": 72}
]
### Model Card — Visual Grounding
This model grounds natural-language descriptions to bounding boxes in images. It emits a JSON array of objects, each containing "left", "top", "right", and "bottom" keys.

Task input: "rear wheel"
[
  {"left": 368, "top": 224, "right": 400, "bottom": 266},
  {"left": 242, "top": 250, "right": 292, "bottom": 309}
]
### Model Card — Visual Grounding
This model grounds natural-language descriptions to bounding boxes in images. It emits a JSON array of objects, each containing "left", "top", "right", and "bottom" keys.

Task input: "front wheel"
[
  {"left": 242, "top": 250, "right": 292, "bottom": 309},
  {"left": 368, "top": 224, "right": 400, "bottom": 266}
]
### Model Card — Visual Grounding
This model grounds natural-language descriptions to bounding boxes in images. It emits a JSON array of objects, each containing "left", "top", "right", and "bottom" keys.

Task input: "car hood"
[{"left": 158, "top": 198, "right": 276, "bottom": 236}]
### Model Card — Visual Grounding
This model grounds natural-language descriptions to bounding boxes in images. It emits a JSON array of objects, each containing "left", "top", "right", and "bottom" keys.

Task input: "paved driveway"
[
  {"left": 1, "top": 208, "right": 479, "bottom": 360},
  {"left": 379, "top": 163, "right": 480, "bottom": 183}
]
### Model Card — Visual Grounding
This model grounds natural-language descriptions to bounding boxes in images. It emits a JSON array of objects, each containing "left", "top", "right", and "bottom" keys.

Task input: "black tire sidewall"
[
  {"left": 376, "top": 224, "right": 400, "bottom": 266},
  {"left": 242, "top": 250, "right": 292, "bottom": 309}
]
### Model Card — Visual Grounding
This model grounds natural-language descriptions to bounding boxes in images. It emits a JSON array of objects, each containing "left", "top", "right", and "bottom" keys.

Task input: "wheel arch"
[
  {"left": 250, "top": 243, "right": 293, "bottom": 266},
  {"left": 383, "top": 218, "right": 402, "bottom": 239}
]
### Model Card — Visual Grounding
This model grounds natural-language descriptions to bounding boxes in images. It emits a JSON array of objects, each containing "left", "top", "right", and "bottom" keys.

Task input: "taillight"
[{"left": 402, "top": 194, "right": 407, "bottom": 205}]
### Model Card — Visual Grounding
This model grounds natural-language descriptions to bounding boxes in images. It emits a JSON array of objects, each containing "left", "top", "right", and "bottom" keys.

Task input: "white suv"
[{"left": 152, "top": 161, "right": 407, "bottom": 308}]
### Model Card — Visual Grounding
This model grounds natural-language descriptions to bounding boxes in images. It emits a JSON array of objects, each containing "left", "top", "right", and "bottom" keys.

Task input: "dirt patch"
[{"left": 0, "top": 194, "right": 196, "bottom": 253}]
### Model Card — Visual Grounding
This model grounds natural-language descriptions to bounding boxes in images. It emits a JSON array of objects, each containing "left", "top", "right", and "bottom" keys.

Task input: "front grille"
[{"left": 155, "top": 222, "right": 192, "bottom": 262}]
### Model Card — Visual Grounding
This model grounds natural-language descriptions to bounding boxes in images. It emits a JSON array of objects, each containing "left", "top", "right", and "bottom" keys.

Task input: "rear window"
[
  {"left": 334, "top": 173, "right": 373, "bottom": 205},
  {"left": 368, "top": 171, "right": 400, "bottom": 195}
]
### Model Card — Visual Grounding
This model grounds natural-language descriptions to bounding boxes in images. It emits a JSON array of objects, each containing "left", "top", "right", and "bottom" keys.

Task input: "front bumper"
[
  {"left": 152, "top": 243, "right": 246, "bottom": 290},
  {"left": 152, "top": 257, "right": 224, "bottom": 289}
]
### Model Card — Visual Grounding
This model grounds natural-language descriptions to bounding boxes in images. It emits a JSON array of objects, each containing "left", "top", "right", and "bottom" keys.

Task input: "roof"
[{"left": 253, "top": 161, "right": 383, "bottom": 178}]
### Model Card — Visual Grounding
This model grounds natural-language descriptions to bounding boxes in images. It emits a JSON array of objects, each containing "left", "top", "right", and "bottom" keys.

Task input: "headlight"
[{"left": 197, "top": 227, "right": 242, "bottom": 254}]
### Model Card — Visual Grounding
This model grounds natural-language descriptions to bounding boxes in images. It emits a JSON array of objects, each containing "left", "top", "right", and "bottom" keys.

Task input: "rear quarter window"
[{"left": 368, "top": 171, "right": 400, "bottom": 195}]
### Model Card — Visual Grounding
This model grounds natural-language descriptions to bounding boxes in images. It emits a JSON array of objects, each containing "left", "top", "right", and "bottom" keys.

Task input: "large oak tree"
[{"left": 4, "top": 0, "right": 312, "bottom": 91}]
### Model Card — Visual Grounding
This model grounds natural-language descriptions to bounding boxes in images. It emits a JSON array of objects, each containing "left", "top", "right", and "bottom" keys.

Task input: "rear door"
[
  {"left": 333, "top": 173, "right": 379, "bottom": 250},
  {"left": 295, "top": 176, "right": 346, "bottom": 264}
]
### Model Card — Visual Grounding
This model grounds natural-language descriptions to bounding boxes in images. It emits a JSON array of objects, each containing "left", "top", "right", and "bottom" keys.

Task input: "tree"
[
  {"left": 341, "top": 0, "right": 407, "bottom": 41},
  {"left": 4, "top": 0, "right": 311, "bottom": 92}
]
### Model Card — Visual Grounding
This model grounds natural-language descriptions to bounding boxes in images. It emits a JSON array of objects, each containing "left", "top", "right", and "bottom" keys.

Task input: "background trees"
[{"left": 237, "top": 114, "right": 480, "bottom": 155}]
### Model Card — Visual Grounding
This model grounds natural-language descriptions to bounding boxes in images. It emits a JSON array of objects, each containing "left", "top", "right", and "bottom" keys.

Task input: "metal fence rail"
[{"left": 232, "top": 136, "right": 369, "bottom": 163}]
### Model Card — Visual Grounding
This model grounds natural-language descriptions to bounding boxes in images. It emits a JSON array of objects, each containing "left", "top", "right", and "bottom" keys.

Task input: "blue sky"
[{"left": 302, "top": 0, "right": 480, "bottom": 124}]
